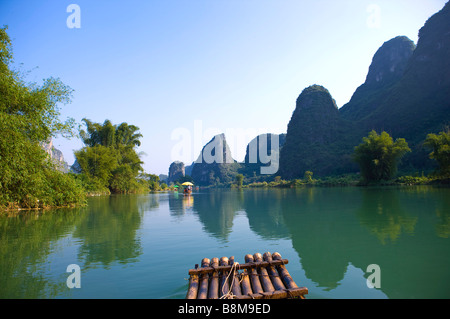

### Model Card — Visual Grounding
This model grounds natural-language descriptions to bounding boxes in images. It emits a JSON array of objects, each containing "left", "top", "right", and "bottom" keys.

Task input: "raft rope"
[{"left": 219, "top": 262, "right": 242, "bottom": 299}]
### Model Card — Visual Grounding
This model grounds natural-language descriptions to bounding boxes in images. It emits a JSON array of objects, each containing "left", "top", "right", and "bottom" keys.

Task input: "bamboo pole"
[
  {"left": 240, "top": 255, "right": 253, "bottom": 296},
  {"left": 245, "top": 254, "right": 264, "bottom": 294},
  {"left": 186, "top": 273, "right": 199, "bottom": 299},
  {"left": 263, "top": 252, "right": 286, "bottom": 291},
  {"left": 197, "top": 258, "right": 210, "bottom": 299},
  {"left": 207, "top": 257, "right": 219, "bottom": 299},
  {"left": 228, "top": 256, "right": 242, "bottom": 297},
  {"left": 272, "top": 252, "right": 298, "bottom": 289},
  {"left": 254, "top": 253, "right": 275, "bottom": 293},
  {"left": 240, "top": 268, "right": 253, "bottom": 296},
  {"left": 219, "top": 256, "right": 230, "bottom": 298}
]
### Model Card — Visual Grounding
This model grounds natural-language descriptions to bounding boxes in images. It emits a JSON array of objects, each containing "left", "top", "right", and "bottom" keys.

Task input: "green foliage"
[
  {"left": 139, "top": 173, "right": 161, "bottom": 191},
  {"left": 353, "top": 131, "right": 411, "bottom": 183},
  {"left": 75, "top": 119, "right": 145, "bottom": 194},
  {"left": 304, "top": 171, "right": 314, "bottom": 183},
  {"left": 424, "top": 129, "right": 450, "bottom": 177},
  {"left": 0, "top": 28, "right": 76, "bottom": 142},
  {"left": 75, "top": 145, "right": 117, "bottom": 189},
  {"left": 315, "top": 174, "right": 359, "bottom": 186},
  {"left": 235, "top": 174, "right": 244, "bottom": 187},
  {"left": 395, "top": 175, "right": 431, "bottom": 185},
  {"left": 79, "top": 119, "right": 142, "bottom": 148},
  {"left": 247, "top": 181, "right": 269, "bottom": 188},
  {"left": 0, "top": 27, "right": 85, "bottom": 209}
]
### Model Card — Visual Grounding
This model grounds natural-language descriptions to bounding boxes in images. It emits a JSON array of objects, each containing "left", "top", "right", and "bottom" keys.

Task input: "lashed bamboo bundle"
[
  {"left": 197, "top": 258, "right": 210, "bottom": 299},
  {"left": 186, "top": 252, "right": 308, "bottom": 299}
]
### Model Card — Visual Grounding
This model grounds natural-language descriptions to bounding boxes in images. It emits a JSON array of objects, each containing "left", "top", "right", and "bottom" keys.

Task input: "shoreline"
[{"left": 2, "top": 177, "right": 448, "bottom": 212}]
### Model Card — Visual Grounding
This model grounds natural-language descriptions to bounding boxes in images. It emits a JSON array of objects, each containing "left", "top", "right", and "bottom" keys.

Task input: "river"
[{"left": 0, "top": 186, "right": 449, "bottom": 299}]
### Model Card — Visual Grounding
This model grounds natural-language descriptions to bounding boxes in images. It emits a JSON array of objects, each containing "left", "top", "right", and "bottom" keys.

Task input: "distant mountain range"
[{"left": 168, "top": 2, "right": 450, "bottom": 184}]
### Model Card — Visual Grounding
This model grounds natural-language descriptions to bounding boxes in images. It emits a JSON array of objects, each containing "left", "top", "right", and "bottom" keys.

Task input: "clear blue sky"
[{"left": 1, "top": 0, "right": 447, "bottom": 175}]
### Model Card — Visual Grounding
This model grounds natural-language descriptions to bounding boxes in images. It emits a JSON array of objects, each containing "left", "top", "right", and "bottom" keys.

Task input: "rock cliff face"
[
  {"left": 41, "top": 138, "right": 69, "bottom": 173},
  {"left": 279, "top": 85, "right": 355, "bottom": 178},
  {"left": 190, "top": 133, "right": 239, "bottom": 185},
  {"left": 168, "top": 3, "right": 450, "bottom": 183},
  {"left": 287, "top": 85, "right": 340, "bottom": 141},
  {"left": 357, "top": 2, "right": 450, "bottom": 169},
  {"left": 168, "top": 161, "right": 185, "bottom": 183},
  {"left": 279, "top": 2, "right": 450, "bottom": 178},
  {"left": 241, "top": 133, "right": 286, "bottom": 177},
  {"left": 365, "top": 36, "right": 415, "bottom": 84},
  {"left": 340, "top": 36, "right": 416, "bottom": 121},
  {"left": 365, "top": 2, "right": 450, "bottom": 140}
]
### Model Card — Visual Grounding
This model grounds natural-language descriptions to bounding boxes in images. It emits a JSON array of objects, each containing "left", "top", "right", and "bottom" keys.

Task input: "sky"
[{"left": 0, "top": 0, "right": 447, "bottom": 175}]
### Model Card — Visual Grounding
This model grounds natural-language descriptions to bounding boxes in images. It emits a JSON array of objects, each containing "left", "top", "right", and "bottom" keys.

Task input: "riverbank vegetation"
[
  {"left": 353, "top": 130, "right": 411, "bottom": 183},
  {"left": 74, "top": 118, "right": 147, "bottom": 195},
  {"left": 0, "top": 27, "right": 86, "bottom": 210},
  {"left": 228, "top": 171, "right": 447, "bottom": 190},
  {"left": 0, "top": 28, "right": 159, "bottom": 211},
  {"left": 227, "top": 129, "right": 450, "bottom": 189}
]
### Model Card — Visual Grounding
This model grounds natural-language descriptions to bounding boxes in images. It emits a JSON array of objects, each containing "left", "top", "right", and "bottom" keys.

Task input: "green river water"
[{"left": 1, "top": 186, "right": 449, "bottom": 299}]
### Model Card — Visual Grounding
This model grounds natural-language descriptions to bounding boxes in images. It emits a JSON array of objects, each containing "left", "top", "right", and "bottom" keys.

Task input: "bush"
[
  {"left": 353, "top": 131, "right": 411, "bottom": 182},
  {"left": 424, "top": 129, "right": 450, "bottom": 178}
]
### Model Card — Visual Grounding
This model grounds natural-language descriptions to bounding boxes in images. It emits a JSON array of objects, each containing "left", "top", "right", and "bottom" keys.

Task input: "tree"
[
  {"left": 424, "top": 129, "right": 450, "bottom": 177},
  {"left": 235, "top": 174, "right": 244, "bottom": 187},
  {"left": 304, "top": 171, "right": 313, "bottom": 183},
  {"left": 140, "top": 173, "right": 161, "bottom": 191},
  {"left": 0, "top": 27, "right": 85, "bottom": 209},
  {"left": 74, "top": 145, "right": 118, "bottom": 192},
  {"left": 353, "top": 130, "right": 410, "bottom": 182},
  {"left": 79, "top": 118, "right": 142, "bottom": 149},
  {"left": 75, "top": 119, "right": 144, "bottom": 193}
]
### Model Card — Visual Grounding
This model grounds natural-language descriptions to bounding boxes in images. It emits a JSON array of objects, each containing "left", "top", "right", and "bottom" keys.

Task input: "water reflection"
[
  {"left": 356, "top": 188, "right": 417, "bottom": 244},
  {"left": 280, "top": 187, "right": 364, "bottom": 290},
  {"left": 1, "top": 187, "right": 449, "bottom": 299},
  {"left": 191, "top": 190, "right": 243, "bottom": 241},
  {"left": 279, "top": 187, "right": 450, "bottom": 298},
  {"left": 72, "top": 195, "right": 144, "bottom": 268},
  {"left": 168, "top": 187, "right": 450, "bottom": 298},
  {"left": 242, "top": 189, "right": 290, "bottom": 240},
  {"left": 0, "top": 208, "right": 85, "bottom": 298},
  {"left": 434, "top": 188, "right": 450, "bottom": 238},
  {"left": 168, "top": 192, "right": 194, "bottom": 217},
  {"left": 0, "top": 194, "right": 151, "bottom": 298}
]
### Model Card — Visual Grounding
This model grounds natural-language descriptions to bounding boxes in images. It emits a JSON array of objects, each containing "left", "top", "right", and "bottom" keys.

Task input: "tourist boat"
[{"left": 182, "top": 182, "right": 193, "bottom": 195}]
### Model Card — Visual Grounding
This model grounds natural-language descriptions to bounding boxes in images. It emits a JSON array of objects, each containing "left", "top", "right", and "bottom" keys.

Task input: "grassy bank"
[{"left": 228, "top": 173, "right": 450, "bottom": 189}]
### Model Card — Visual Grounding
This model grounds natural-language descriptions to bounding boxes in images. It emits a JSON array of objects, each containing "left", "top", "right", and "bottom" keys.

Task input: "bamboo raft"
[{"left": 186, "top": 252, "right": 308, "bottom": 299}]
